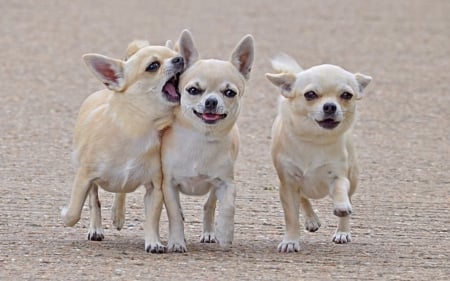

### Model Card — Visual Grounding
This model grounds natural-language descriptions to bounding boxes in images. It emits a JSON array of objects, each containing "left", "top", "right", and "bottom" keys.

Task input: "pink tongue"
[
  {"left": 163, "top": 83, "right": 178, "bottom": 98},
  {"left": 203, "top": 113, "right": 221, "bottom": 121}
]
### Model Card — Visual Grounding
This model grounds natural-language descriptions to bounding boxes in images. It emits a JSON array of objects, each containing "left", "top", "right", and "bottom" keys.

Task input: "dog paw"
[
  {"left": 60, "top": 207, "right": 80, "bottom": 227},
  {"left": 332, "top": 231, "right": 352, "bottom": 244},
  {"left": 200, "top": 232, "right": 217, "bottom": 243},
  {"left": 277, "top": 240, "right": 300, "bottom": 253},
  {"left": 333, "top": 203, "right": 352, "bottom": 217},
  {"left": 167, "top": 241, "right": 187, "bottom": 253},
  {"left": 145, "top": 241, "right": 167, "bottom": 254},
  {"left": 304, "top": 216, "right": 321, "bottom": 232},
  {"left": 88, "top": 228, "right": 104, "bottom": 241}
]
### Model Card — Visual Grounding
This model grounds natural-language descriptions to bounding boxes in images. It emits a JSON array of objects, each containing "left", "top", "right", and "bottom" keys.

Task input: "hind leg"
[
  {"left": 61, "top": 168, "right": 92, "bottom": 227},
  {"left": 111, "top": 193, "right": 126, "bottom": 231},
  {"left": 87, "top": 184, "right": 104, "bottom": 241},
  {"left": 299, "top": 196, "right": 321, "bottom": 232}
]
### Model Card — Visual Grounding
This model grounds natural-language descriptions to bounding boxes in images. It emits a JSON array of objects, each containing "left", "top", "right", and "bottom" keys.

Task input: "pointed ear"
[
  {"left": 165, "top": 39, "right": 174, "bottom": 49},
  {"left": 125, "top": 40, "right": 149, "bottom": 60},
  {"left": 265, "top": 72, "right": 297, "bottom": 98},
  {"left": 355, "top": 73, "right": 372, "bottom": 98},
  {"left": 83, "top": 54, "right": 126, "bottom": 92},
  {"left": 230, "top": 35, "right": 254, "bottom": 80},
  {"left": 176, "top": 29, "right": 199, "bottom": 68}
]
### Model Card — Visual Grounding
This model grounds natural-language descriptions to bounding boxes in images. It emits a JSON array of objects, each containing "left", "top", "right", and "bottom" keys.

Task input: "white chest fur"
[
  {"left": 163, "top": 125, "right": 235, "bottom": 196},
  {"left": 276, "top": 134, "right": 350, "bottom": 199}
]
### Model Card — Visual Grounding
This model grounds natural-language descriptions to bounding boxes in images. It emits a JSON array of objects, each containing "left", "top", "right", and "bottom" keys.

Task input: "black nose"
[
  {"left": 323, "top": 103, "right": 337, "bottom": 115},
  {"left": 171, "top": 56, "right": 184, "bottom": 66},
  {"left": 205, "top": 97, "right": 218, "bottom": 110}
]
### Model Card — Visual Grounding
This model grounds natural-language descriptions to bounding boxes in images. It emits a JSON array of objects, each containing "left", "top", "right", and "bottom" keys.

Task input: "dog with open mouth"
[
  {"left": 266, "top": 53, "right": 372, "bottom": 253},
  {"left": 161, "top": 30, "right": 254, "bottom": 253},
  {"left": 61, "top": 32, "right": 194, "bottom": 253}
]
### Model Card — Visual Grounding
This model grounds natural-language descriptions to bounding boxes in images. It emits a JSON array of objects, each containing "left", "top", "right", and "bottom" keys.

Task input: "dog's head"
[
  {"left": 82, "top": 40, "right": 187, "bottom": 111},
  {"left": 266, "top": 53, "right": 371, "bottom": 136},
  {"left": 175, "top": 30, "right": 254, "bottom": 135}
]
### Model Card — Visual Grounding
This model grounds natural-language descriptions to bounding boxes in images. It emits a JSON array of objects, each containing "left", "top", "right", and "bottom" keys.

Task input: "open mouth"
[
  {"left": 162, "top": 73, "right": 181, "bottom": 103},
  {"left": 316, "top": 118, "right": 340, "bottom": 129},
  {"left": 193, "top": 109, "right": 227, "bottom": 124}
]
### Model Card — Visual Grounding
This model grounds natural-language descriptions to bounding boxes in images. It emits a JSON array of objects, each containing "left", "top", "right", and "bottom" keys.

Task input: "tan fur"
[
  {"left": 266, "top": 53, "right": 372, "bottom": 253},
  {"left": 161, "top": 30, "right": 254, "bottom": 252},
  {"left": 61, "top": 38, "right": 187, "bottom": 253}
]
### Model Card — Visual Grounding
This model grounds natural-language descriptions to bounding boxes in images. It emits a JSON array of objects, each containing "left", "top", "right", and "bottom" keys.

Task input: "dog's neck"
[{"left": 167, "top": 120, "right": 239, "bottom": 163}]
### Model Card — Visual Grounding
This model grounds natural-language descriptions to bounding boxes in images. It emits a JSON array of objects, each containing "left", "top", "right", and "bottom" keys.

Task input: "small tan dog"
[
  {"left": 161, "top": 30, "right": 254, "bottom": 252},
  {"left": 61, "top": 33, "right": 193, "bottom": 253},
  {"left": 266, "top": 53, "right": 372, "bottom": 253}
]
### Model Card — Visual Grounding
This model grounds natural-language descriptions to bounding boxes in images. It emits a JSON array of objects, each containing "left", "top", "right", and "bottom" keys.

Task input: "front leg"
[
  {"left": 162, "top": 178, "right": 186, "bottom": 253},
  {"left": 329, "top": 177, "right": 352, "bottom": 243},
  {"left": 143, "top": 182, "right": 166, "bottom": 253},
  {"left": 333, "top": 215, "right": 352, "bottom": 243},
  {"left": 277, "top": 179, "right": 301, "bottom": 253},
  {"left": 329, "top": 177, "right": 352, "bottom": 217},
  {"left": 200, "top": 191, "right": 217, "bottom": 243},
  {"left": 214, "top": 180, "right": 236, "bottom": 249}
]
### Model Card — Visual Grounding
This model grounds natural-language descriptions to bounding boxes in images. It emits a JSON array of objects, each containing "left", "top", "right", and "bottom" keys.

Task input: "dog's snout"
[
  {"left": 323, "top": 103, "right": 337, "bottom": 115},
  {"left": 205, "top": 97, "right": 218, "bottom": 110}
]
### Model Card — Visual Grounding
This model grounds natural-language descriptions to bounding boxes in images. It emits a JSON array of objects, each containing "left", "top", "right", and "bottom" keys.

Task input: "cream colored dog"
[
  {"left": 266, "top": 53, "right": 372, "bottom": 253},
  {"left": 61, "top": 33, "right": 194, "bottom": 253},
  {"left": 161, "top": 30, "right": 254, "bottom": 252}
]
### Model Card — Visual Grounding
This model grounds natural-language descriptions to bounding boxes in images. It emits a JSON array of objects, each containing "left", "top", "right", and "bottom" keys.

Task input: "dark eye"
[
  {"left": 223, "top": 89, "right": 237, "bottom": 98},
  {"left": 304, "top": 91, "right": 318, "bottom": 101},
  {"left": 341, "top": 92, "right": 353, "bottom": 100},
  {"left": 146, "top": 61, "right": 160, "bottom": 72},
  {"left": 187, "top": 86, "right": 201, "bottom": 95}
]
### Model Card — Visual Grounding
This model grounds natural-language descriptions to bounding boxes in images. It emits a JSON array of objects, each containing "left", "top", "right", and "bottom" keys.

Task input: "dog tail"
[{"left": 270, "top": 53, "right": 303, "bottom": 73}]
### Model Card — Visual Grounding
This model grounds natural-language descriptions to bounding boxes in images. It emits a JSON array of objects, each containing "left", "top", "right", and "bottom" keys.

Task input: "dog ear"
[
  {"left": 165, "top": 40, "right": 174, "bottom": 49},
  {"left": 83, "top": 54, "right": 126, "bottom": 92},
  {"left": 124, "top": 40, "right": 149, "bottom": 60},
  {"left": 265, "top": 73, "right": 297, "bottom": 98},
  {"left": 230, "top": 35, "right": 255, "bottom": 80},
  {"left": 176, "top": 29, "right": 199, "bottom": 68},
  {"left": 354, "top": 73, "right": 372, "bottom": 98}
]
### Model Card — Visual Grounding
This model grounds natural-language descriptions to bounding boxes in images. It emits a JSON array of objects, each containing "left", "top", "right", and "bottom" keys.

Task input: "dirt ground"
[{"left": 0, "top": 0, "right": 449, "bottom": 280}]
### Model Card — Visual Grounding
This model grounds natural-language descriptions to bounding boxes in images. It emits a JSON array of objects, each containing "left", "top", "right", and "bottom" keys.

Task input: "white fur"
[
  {"left": 266, "top": 53, "right": 372, "bottom": 253},
  {"left": 161, "top": 30, "right": 254, "bottom": 253},
  {"left": 61, "top": 38, "right": 188, "bottom": 253}
]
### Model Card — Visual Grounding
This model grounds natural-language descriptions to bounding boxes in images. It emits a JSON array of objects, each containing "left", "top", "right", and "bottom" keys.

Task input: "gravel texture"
[{"left": 1, "top": 1, "right": 449, "bottom": 280}]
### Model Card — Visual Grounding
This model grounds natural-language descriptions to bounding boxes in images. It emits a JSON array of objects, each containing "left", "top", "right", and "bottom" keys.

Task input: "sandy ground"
[{"left": 0, "top": 0, "right": 449, "bottom": 280}]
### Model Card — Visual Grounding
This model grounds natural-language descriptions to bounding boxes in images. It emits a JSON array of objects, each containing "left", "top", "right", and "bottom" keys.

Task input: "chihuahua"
[
  {"left": 61, "top": 33, "right": 193, "bottom": 253},
  {"left": 266, "top": 53, "right": 372, "bottom": 253},
  {"left": 161, "top": 30, "right": 254, "bottom": 252}
]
